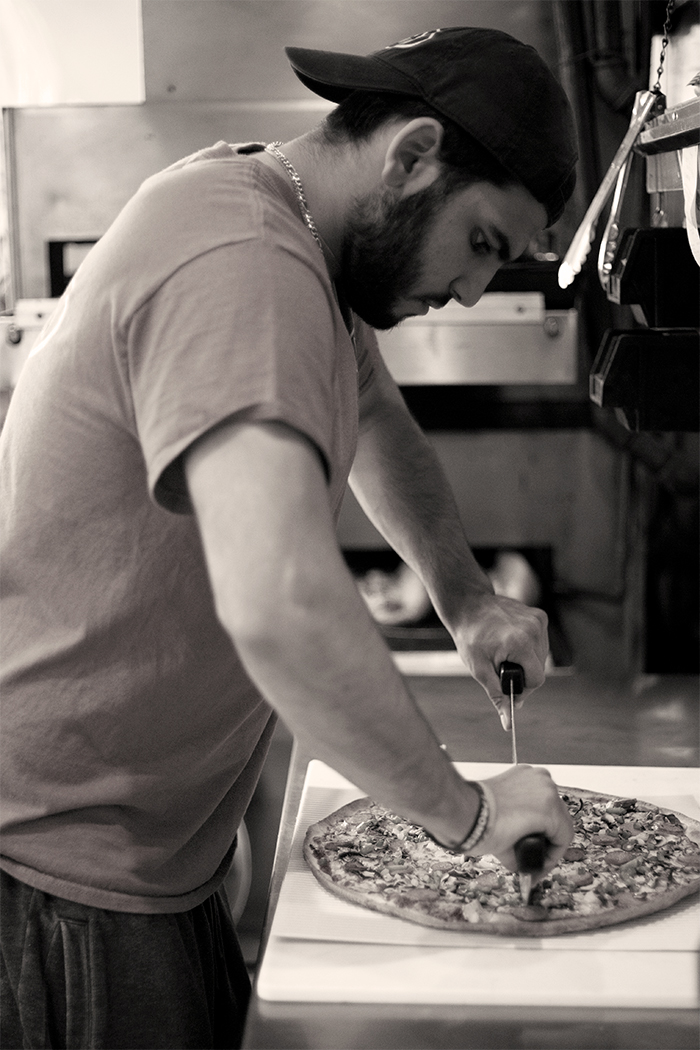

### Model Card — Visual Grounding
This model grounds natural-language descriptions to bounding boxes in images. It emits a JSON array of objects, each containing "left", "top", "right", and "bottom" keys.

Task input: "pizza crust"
[{"left": 303, "top": 789, "right": 700, "bottom": 937}]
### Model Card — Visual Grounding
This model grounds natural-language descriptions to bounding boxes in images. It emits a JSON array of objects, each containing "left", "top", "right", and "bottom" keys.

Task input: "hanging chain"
[
  {"left": 652, "top": 0, "right": 675, "bottom": 94},
  {"left": 264, "top": 142, "right": 323, "bottom": 251}
]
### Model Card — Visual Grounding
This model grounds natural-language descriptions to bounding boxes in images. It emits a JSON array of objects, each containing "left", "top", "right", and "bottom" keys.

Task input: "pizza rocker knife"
[{"left": 499, "top": 660, "right": 549, "bottom": 905}]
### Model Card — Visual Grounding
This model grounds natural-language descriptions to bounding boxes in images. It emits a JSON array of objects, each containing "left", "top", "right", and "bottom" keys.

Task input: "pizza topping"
[
  {"left": 474, "top": 871, "right": 501, "bottom": 890},
  {"left": 544, "top": 889, "right": 572, "bottom": 908},
  {"left": 400, "top": 888, "right": 440, "bottom": 902},
  {"left": 563, "top": 846, "right": 586, "bottom": 861},
  {"left": 560, "top": 868, "right": 594, "bottom": 889},
  {"left": 461, "top": 900, "right": 483, "bottom": 923},
  {"left": 675, "top": 853, "right": 700, "bottom": 869},
  {"left": 605, "top": 850, "right": 632, "bottom": 866}
]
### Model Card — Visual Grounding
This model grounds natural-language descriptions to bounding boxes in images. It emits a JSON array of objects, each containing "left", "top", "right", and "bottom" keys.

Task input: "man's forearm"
[{"left": 350, "top": 389, "right": 492, "bottom": 632}]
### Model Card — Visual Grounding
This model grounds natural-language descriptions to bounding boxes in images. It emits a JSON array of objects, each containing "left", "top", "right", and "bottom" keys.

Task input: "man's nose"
[{"left": 450, "top": 266, "right": 501, "bottom": 308}]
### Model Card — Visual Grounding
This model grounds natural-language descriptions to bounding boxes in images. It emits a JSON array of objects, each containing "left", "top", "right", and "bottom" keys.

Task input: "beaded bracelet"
[{"left": 425, "top": 780, "right": 494, "bottom": 854}]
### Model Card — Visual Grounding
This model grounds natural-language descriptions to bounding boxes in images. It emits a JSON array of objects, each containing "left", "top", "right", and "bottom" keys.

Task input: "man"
[{"left": 1, "top": 26, "right": 578, "bottom": 1050}]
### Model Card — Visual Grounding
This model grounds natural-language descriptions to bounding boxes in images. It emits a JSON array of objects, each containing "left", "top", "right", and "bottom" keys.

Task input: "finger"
[
  {"left": 489, "top": 685, "right": 520, "bottom": 732},
  {"left": 504, "top": 618, "right": 550, "bottom": 687},
  {"left": 518, "top": 656, "right": 546, "bottom": 691},
  {"left": 488, "top": 668, "right": 529, "bottom": 731},
  {"left": 507, "top": 644, "right": 547, "bottom": 688},
  {"left": 499, "top": 821, "right": 572, "bottom": 875},
  {"left": 493, "top": 699, "right": 510, "bottom": 732},
  {"left": 470, "top": 656, "right": 508, "bottom": 725},
  {"left": 543, "top": 810, "right": 575, "bottom": 871}
]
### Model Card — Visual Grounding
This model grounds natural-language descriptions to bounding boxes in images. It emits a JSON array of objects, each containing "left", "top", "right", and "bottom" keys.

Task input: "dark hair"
[{"left": 319, "top": 91, "right": 517, "bottom": 194}]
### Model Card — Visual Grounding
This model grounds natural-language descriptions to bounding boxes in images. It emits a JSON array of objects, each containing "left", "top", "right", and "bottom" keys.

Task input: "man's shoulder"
[
  {"left": 140, "top": 142, "right": 263, "bottom": 201},
  {"left": 156, "top": 141, "right": 262, "bottom": 178},
  {"left": 145, "top": 142, "right": 290, "bottom": 198},
  {"left": 132, "top": 141, "right": 300, "bottom": 242}
]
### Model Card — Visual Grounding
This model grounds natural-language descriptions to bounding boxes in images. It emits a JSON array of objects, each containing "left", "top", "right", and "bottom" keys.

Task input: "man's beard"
[{"left": 338, "top": 180, "right": 453, "bottom": 331}]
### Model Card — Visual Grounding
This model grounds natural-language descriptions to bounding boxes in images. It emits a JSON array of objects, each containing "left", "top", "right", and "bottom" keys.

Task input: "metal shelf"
[{"left": 636, "top": 97, "right": 700, "bottom": 155}]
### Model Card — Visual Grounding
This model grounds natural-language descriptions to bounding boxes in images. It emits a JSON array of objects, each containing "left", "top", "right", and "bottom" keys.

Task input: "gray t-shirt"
[{"left": 0, "top": 142, "right": 377, "bottom": 912}]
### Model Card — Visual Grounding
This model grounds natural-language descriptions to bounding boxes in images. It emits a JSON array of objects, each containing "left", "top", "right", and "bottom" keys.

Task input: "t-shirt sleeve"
[{"left": 126, "top": 236, "right": 350, "bottom": 513}]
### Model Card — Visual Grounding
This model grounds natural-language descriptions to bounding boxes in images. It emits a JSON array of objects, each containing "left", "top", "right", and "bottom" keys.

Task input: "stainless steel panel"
[
  {"left": 8, "top": 102, "right": 330, "bottom": 297},
  {"left": 377, "top": 297, "right": 578, "bottom": 385},
  {"left": 141, "top": 0, "right": 557, "bottom": 102}
]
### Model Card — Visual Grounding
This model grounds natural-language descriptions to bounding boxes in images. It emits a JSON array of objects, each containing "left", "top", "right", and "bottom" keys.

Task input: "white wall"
[{"left": 0, "top": 0, "right": 144, "bottom": 106}]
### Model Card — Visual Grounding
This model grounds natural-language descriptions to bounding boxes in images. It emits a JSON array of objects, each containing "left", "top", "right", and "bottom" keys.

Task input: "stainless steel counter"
[{"left": 242, "top": 672, "right": 699, "bottom": 1049}]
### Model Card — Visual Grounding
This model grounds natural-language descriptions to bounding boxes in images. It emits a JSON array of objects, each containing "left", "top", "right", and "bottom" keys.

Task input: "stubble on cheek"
[{"left": 338, "top": 185, "right": 449, "bottom": 331}]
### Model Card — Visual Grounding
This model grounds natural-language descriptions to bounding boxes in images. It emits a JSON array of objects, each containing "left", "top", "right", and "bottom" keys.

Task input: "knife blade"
[
  {"left": 499, "top": 660, "right": 522, "bottom": 761},
  {"left": 499, "top": 661, "right": 548, "bottom": 904}
]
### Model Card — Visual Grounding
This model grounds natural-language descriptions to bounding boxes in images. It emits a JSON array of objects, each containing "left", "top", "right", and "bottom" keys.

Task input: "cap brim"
[{"left": 285, "top": 46, "right": 418, "bottom": 103}]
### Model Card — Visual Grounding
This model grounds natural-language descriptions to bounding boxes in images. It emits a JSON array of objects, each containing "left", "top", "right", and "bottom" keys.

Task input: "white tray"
[{"left": 256, "top": 762, "right": 700, "bottom": 1006}]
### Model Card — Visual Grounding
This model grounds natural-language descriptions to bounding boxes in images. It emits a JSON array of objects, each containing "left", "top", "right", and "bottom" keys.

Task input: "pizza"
[{"left": 303, "top": 788, "right": 700, "bottom": 936}]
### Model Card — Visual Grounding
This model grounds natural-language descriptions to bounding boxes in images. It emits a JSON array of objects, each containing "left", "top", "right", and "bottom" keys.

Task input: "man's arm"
[
  {"left": 185, "top": 418, "right": 571, "bottom": 870},
  {"left": 350, "top": 351, "right": 548, "bottom": 725}
]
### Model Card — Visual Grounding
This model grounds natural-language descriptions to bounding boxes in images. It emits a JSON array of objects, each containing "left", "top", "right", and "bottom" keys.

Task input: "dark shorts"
[{"left": 0, "top": 869, "right": 250, "bottom": 1049}]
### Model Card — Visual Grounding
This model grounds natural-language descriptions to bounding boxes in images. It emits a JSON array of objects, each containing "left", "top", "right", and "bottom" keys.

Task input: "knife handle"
[
  {"left": 514, "top": 832, "right": 548, "bottom": 874},
  {"left": 499, "top": 661, "right": 525, "bottom": 695}
]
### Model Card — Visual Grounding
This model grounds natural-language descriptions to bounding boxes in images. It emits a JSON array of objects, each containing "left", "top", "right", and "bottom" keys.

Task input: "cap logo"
[{"left": 384, "top": 29, "right": 442, "bottom": 51}]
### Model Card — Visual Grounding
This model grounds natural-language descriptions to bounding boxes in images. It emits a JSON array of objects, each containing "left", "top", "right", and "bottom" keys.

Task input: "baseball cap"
[{"left": 286, "top": 27, "right": 577, "bottom": 225}]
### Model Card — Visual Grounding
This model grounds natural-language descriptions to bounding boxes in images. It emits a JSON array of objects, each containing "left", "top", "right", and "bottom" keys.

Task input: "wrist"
[
  {"left": 426, "top": 779, "right": 497, "bottom": 854},
  {"left": 437, "top": 578, "right": 495, "bottom": 637}
]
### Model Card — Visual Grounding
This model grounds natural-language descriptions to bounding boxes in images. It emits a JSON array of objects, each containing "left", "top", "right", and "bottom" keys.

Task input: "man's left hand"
[{"left": 451, "top": 592, "right": 549, "bottom": 729}]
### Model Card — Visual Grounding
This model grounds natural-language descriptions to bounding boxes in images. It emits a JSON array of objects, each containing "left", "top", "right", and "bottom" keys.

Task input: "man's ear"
[{"left": 382, "top": 118, "right": 444, "bottom": 196}]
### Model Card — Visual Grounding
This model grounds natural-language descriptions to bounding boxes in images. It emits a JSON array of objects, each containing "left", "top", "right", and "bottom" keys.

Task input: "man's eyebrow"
[{"left": 489, "top": 225, "right": 511, "bottom": 262}]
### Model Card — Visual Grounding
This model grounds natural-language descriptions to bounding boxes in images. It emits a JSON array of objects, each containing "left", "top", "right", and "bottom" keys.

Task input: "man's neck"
[{"left": 256, "top": 132, "right": 387, "bottom": 279}]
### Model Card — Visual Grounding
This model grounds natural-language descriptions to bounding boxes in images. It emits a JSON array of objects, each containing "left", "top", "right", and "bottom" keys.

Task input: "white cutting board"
[{"left": 256, "top": 761, "right": 700, "bottom": 1007}]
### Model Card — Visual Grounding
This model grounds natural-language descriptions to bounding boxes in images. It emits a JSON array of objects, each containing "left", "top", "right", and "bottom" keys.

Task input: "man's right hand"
[{"left": 469, "top": 764, "right": 573, "bottom": 875}]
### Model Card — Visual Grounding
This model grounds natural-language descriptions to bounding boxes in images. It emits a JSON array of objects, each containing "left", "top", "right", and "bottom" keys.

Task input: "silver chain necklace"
[
  {"left": 264, "top": 141, "right": 355, "bottom": 348},
  {"left": 265, "top": 142, "right": 323, "bottom": 251}
]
